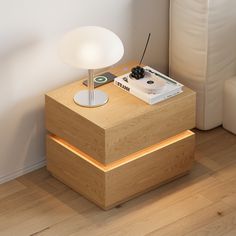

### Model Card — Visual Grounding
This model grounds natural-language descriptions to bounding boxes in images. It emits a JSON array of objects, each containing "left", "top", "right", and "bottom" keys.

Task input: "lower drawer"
[{"left": 46, "top": 130, "right": 195, "bottom": 210}]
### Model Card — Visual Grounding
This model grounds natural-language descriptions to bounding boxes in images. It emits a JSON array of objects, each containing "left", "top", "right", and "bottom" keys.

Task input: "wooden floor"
[{"left": 1, "top": 127, "right": 236, "bottom": 236}]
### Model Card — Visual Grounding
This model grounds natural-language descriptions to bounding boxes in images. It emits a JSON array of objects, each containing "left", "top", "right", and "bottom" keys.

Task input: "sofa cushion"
[{"left": 169, "top": 0, "right": 236, "bottom": 130}]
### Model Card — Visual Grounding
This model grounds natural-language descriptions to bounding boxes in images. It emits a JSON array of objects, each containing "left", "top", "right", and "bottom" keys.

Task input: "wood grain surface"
[
  {"left": 46, "top": 131, "right": 195, "bottom": 209},
  {"left": 45, "top": 61, "right": 196, "bottom": 163}
]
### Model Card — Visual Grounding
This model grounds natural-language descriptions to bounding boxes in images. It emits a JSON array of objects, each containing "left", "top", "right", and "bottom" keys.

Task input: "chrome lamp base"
[{"left": 73, "top": 90, "right": 109, "bottom": 107}]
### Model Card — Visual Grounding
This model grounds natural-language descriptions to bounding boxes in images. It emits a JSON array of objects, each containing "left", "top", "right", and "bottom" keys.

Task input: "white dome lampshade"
[{"left": 59, "top": 26, "right": 124, "bottom": 107}]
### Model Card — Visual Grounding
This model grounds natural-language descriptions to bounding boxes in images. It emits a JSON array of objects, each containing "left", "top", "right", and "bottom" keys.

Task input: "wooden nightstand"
[{"left": 45, "top": 61, "right": 196, "bottom": 210}]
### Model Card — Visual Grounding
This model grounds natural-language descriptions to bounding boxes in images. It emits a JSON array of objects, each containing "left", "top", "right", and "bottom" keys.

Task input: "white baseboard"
[{"left": 0, "top": 159, "right": 46, "bottom": 184}]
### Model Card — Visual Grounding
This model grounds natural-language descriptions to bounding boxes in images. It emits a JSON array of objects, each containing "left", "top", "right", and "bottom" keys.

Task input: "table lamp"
[{"left": 59, "top": 26, "right": 124, "bottom": 107}]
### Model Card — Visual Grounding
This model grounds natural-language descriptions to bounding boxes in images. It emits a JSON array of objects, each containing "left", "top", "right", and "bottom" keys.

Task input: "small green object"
[{"left": 94, "top": 76, "right": 108, "bottom": 83}]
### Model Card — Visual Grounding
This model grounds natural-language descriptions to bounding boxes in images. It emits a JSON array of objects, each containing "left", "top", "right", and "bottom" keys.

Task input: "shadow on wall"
[
  {"left": 0, "top": 34, "right": 82, "bottom": 182},
  {"left": 0, "top": 38, "right": 45, "bottom": 180},
  {"left": 0, "top": 96, "right": 45, "bottom": 173},
  {"left": 131, "top": 0, "right": 169, "bottom": 74},
  {"left": 0, "top": 34, "right": 39, "bottom": 59},
  {"left": 0, "top": 37, "right": 40, "bottom": 108}
]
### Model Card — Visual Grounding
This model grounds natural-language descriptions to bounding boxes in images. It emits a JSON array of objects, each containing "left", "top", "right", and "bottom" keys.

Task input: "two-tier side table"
[{"left": 45, "top": 61, "right": 196, "bottom": 210}]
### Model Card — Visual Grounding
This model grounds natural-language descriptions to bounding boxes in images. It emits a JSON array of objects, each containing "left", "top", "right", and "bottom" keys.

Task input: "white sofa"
[
  {"left": 223, "top": 77, "right": 236, "bottom": 134},
  {"left": 169, "top": 0, "right": 236, "bottom": 130}
]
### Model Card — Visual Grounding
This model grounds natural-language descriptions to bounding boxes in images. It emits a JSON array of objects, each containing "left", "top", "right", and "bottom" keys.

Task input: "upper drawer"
[{"left": 45, "top": 62, "right": 196, "bottom": 164}]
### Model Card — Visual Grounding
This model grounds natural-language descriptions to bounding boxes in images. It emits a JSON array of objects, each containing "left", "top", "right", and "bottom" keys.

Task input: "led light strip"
[{"left": 49, "top": 130, "right": 194, "bottom": 172}]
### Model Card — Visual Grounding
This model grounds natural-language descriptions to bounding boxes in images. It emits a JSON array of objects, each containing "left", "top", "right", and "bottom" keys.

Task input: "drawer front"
[
  {"left": 46, "top": 135, "right": 106, "bottom": 208},
  {"left": 105, "top": 90, "right": 196, "bottom": 163},
  {"left": 45, "top": 96, "right": 106, "bottom": 164},
  {"left": 105, "top": 131, "right": 195, "bottom": 208},
  {"left": 46, "top": 131, "right": 195, "bottom": 209},
  {"left": 46, "top": 88, "right": 196, "bottom": 165}
]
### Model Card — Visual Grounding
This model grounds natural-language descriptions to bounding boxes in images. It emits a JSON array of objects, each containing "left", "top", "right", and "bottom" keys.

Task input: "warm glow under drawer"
[{"left": 49, "top": 130, "right": 194, "bottom": 172}]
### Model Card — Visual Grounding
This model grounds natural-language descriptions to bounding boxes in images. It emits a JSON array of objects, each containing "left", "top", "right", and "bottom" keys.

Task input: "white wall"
[{"left": 0, "top": 0, "right": 169, "bottom": 183}]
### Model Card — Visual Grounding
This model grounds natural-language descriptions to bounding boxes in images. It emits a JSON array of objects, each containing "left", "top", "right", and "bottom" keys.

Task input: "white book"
[{"left": 114, "top": 66, "right": 183, "bottom": 105}]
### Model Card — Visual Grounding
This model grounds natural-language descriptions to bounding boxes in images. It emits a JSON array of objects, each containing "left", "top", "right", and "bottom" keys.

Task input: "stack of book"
[{"left": 114, "top": 66, "right": 183, "bottom": 105}]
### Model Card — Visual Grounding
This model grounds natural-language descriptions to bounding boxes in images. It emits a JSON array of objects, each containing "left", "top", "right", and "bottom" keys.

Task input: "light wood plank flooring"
[{"left": 0, "top": 127, "right": 236, "bottom": 236}]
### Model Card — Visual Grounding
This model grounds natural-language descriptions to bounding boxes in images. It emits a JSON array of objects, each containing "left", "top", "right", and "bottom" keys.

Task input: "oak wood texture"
[
  {"left": 1, "top": 127, "right": 236, "bottom": 236},
  {"left": 45, "top": 61, "right": 196, "bottom": 164},
  {"left": 46, "top": 131, "right": 195, "bottom": 210}
]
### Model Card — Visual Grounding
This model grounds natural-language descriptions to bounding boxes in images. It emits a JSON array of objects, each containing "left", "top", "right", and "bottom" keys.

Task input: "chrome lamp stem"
[
  {"left": 88, "top": 69, "right": 95, "bottom": 105},
  {"left": 73, "top": 69, "right": 109, "bottom": 108}
]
